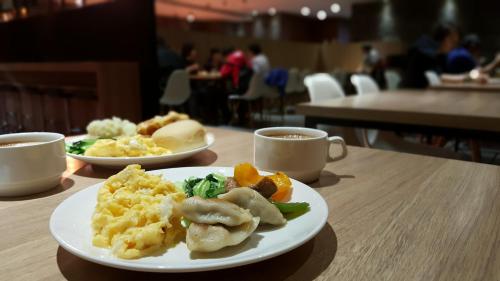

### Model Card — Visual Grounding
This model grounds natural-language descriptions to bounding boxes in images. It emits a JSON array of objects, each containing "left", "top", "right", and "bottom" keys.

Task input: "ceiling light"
[
  {"left": 268, "top": 7, "right": 277, "bottom": 16},
  {"left": 331, "top": 3, "right": 341, "bottom": 13},
  {"left": 186, "top": 14, "right": 195, "bottom": 23},
  {"left": 317, "top": 10, "right": 327, "bottom": 20},
  {"left": 300, "top": 6, "right": 311, "bottom": 16},
  {"left": 251, "top": 9, "right": 259, "bottom": 17}
]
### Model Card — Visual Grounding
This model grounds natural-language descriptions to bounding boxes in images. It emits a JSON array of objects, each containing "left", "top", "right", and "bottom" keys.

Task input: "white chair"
[
  {"left": 304, "top": 73, "right": 344, "bottom": 102},
  {"left": 425, "top": 70, "right": 441, "bottom": 86},
  {"left": 229, "top": 73, "right": 267, "bottom": 125},
  {"left": 350, "top": 74, "right": 379, "bottom": 95},
  {"left": 350, "top": 74, "right": 461, "bottom": 159},
  {"left": 384, "top": 70, "right": 401, "bottom": 90},
  {"left": 159, "top": 70, "right": 190, "bottom": 108},
  {"left": 303, "top": 73, "right": 362, "bottom": 146}
]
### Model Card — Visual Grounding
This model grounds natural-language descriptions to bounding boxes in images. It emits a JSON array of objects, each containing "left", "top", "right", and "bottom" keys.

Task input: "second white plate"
[{"left": 66, "top": 133, "right": 214, "bottom": 168}]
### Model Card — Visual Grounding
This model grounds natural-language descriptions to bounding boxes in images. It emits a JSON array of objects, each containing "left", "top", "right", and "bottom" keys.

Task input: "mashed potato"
[
  {"left": 92, "top": 165, "right": 185, "bottom": 259},
  {"left": 86, "top": 117, "right": 137, "bottom": 138},
  {"left": 84, "top": 135, "right": 171, "bottom": 157}
]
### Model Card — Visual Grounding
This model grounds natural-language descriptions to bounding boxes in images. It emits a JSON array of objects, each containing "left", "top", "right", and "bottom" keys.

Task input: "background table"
[
  {"left": 297, "top": 90, "right": 500, "bottom": 141},
  {"left": 430, "top": 81, "right": 500, "bottom": 92},
  {"left": 1, "top": 127, "right": 500, "bottom": 280}
]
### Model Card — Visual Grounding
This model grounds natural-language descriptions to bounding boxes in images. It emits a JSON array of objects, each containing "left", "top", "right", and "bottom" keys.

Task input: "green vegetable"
[
  {"left": 272, "top": 202, "right": 310, "bottom": 220},
  {"left": 182, "top": 173, "right": 227, "bottom": 199},
  {"left": 182, "top": 177, "right": 203, "bottom": 197},
  {"left": 65, "top": 139, "right": 97, "bottom": 155}
]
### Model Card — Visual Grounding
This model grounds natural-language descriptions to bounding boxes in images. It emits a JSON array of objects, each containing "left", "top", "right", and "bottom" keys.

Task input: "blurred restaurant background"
[{"left": 0, "top": 0, "right": 499, "bottom": 164}]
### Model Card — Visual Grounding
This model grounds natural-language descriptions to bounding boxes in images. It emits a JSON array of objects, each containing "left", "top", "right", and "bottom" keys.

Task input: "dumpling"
[
  {"left": 218, "top": 188, "right": 286, "bottom": 226},
  {"left": 186, "top": 217, "right": 260, "bottom": 252},
  {"left": 180, "top": 196, "right": 253, "bottom": 226}
]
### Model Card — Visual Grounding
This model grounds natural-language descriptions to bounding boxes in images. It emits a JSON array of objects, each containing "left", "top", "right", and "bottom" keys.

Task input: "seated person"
[
  {"left": 359, "top": 44, "right": 386, "bottom": 88},
  {"left": 204, "top": 48, "right": 224, "bottom": 72},
  {"left": 443, "top": 34, "right": 500, "bottom": 82},
  {"left": 247, "top": 43, "right": 271, "bottom": 77},
  {"left": 402, "top": 22, "right": 459, "bottom": 88},
  {"left": 220, "top": 47, "right": 250, "bottom": 91},
  {"left": 181, "top": 42, "right": 200, "bottom": 74}
]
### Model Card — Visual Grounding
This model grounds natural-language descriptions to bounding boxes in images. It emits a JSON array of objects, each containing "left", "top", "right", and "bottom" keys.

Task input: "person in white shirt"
[{"left": 248, "top": 43, "right": 271, "bottom": 77}]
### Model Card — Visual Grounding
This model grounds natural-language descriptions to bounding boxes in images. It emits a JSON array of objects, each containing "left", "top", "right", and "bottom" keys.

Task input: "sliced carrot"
[
  {"left": 268, "top": 172, "right": 292, "bottom": 202},
  {"left": 234, "top": 162, "right": 263, "bottom": 187}
]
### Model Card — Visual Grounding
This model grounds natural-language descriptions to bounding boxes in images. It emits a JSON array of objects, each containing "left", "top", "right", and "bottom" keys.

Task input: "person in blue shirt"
[
  {"left": 443, "top": 34, "right": 500, "bottom": 83},
  {"left": 446, "top": 34, "right": 480, "bottom": 74}
]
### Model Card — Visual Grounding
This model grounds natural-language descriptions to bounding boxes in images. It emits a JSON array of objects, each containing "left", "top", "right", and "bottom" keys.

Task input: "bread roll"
[{"left": 152, "top": 120, "right": 206, "bottom": 152}]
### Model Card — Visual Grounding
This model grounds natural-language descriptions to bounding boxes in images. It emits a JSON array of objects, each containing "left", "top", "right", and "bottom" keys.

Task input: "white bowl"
[{"left": 0, "top": 132, "right": 67, "bottom": 197}]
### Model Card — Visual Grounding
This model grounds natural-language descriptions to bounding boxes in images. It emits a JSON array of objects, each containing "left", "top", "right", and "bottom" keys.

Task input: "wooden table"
[
  {"left": 189, "top": 73, "right": 222, "bottom": 81},
  {"left": 430, "top": 81, "right": 500, "bottom": 92},
  {"left": 296, "top": 90, "right": 500, "bottom": 141},
  {"left": 2, "top": 127, "right": 500, "bottom": 281}
]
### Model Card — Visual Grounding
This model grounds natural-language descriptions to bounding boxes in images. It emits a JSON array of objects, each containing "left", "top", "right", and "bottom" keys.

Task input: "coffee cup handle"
[{"left": 327, "top": 136, "right": 348, "bottom": 161}]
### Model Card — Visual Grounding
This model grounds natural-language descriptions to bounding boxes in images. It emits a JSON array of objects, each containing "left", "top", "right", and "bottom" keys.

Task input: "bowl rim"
[{"left": 0, "top": 132, "right": 65, "bottom": 150}]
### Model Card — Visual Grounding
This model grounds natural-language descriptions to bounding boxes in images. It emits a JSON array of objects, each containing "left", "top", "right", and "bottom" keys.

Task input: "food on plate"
[
  {"left": 84, "top": 135, "right": 171, "bottom": 157},
  {"left": 180, "top": 196, "right": 253, "bottom": 226},
  {"left": 267, "top": 172, "right": 293, "bottom": 202},
  {"left": 186, "top": 217, "right": 260, "bottom": 252},
  {"left": 91, "top": 165, "right": 185, "bottom": 259},
  {"left": 272, "top": 202, "right": 310, "bottom": 215},
  {"left": 86, "top": 117, "right": 137, "bottom": 138},
  {"left": 152, "top": 119, "right": 207, "bottom": 153},
  {"left": 90, "top": 163, "right": 310, "bottom": 257},
  {"left": 65, "top": 139, "right": 97, "bottom": 155},
  {"left": 249, "top": 177, "right": 278, "bottom": 198},
  {"left": 218, "top": 188, "right": 286, "bottom": 226},
  {"left": 137, "top": 111, "right": 189, "bottom": 136},
  {"left": 181, "top": 173, "right": 227, "bottom": 199},
  {"left": 234, "top": 163, "right": 292, "bottom": 202}
]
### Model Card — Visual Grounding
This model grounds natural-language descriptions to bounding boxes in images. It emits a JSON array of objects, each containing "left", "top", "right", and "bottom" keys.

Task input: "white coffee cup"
[
  {"left": 254, "top": 127, "right": 347, "bottom": 183},
  {"left": 0, "top": 132, "right": 67, "bottom": 197}
]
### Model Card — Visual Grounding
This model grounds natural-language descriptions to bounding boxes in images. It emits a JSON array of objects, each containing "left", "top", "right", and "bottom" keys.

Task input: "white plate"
[
  {"left": 65, "top": 133, "right": 214, "bottom": 168},
  {"left": 50, "top": 166, "right": 329, "bottom": 272}
]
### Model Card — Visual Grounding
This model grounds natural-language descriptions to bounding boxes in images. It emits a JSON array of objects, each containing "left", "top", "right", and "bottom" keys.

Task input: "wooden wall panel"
[{"left": 20, "top": 91, "right": 45, "bottom": 132}]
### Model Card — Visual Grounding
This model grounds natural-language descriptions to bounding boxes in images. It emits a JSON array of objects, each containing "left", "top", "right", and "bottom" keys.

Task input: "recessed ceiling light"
[
  {"left": 331, "top": 3, "right": 341, "bottom": 13},
  {"left": 317, "top": 10, "right": 327, "bottom": 20},
  {"left": 251, "top": 9, "right": 259, "bottom": 17},
  {"left": 300, "top": 6, "right": 311, "bottom": 16},
  {"left": 268, "top": 7, "right": 277, "bottom": 16},
  {"left": 186, "top": 14, "right": 195, "bottom": 23}
]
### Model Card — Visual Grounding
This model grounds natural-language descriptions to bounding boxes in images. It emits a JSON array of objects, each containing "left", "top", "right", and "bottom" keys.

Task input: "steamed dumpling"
[
  {"left": 218, "top": 188, "right": 286, "bottom": 226},
  {"left": 186, "top": 217, "right": 260, "bottom": 252},
  {"left": 180, "top": 196, "right": 253, "bottom": 226}
]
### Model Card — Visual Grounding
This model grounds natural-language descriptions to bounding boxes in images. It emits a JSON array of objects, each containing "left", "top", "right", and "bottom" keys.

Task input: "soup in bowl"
[{"left": 0, "top": 132, "right": 66, "bottom": 197}]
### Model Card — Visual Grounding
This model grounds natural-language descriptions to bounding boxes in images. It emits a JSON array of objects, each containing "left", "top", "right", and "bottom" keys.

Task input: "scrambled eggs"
[
  {"left": 84, "top": 135, "right": 171, "bottom": 157},
  {"left": 91, "top": 165, "right": 185, "bottom": 259}
]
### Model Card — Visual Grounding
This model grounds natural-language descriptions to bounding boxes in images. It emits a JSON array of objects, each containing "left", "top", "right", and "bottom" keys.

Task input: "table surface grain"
[
  {"left": 296, "top": 89, "right": 500, "bottom": 133},
  {"left": 1, "top": 127, "right": 499, "bottom": 281},
  {"left": 430, "top": 81, "right": 500, "bottom": 92}
]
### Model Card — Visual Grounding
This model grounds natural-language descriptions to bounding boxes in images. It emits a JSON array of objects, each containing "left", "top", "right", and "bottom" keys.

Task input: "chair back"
[
  {"left": 350, "top": 74, "right": 381, "bottom": 146},
  {"left": 242, "top": 73, "right": 266, "bottom": 100},
  {"left": 350, "top": 74, "right": 380, "bottom": 95},
  {"left": 424, "top": 70, "right": 441, "bottom": 86},
  {"left": 384, "top": 70, "right": 401, "bottom": 90},
  {"left": 304, "top": 73, "right": 345, "bottom": 102},
  {"left": 159, "top": 70, "right": 190, "bottom": 106}
]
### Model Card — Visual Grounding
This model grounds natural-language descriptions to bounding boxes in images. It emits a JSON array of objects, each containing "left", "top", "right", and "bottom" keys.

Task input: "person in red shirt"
[{"left": 220, "top": 48, "right": 249, "bottom": 90}]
